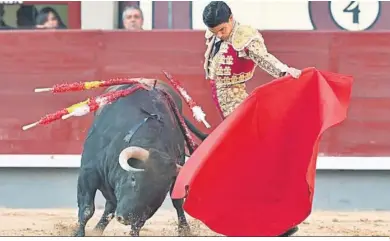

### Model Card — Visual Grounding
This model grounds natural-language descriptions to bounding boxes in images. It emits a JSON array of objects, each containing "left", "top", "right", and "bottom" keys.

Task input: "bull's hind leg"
[
  {"left": 170, "top": 181, "right": 191, "bottom": 236},
  {"left": 92, "top": 191, "right": 117, "bottom": 235},
  {"left": 73, "top": 168, "right": 100, "bottom": 237}
]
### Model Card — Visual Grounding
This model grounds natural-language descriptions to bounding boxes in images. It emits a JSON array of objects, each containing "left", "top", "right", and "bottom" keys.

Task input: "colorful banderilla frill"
[
  {"left": 34, "top": 78, "right": 144, "bottom": 93},
  {"left": 22, "top": 85, "right": 143, "bottom": 131},
  {"left": 23, "top": 75, "right": 201, "bottom": 156},
  {"left": 162, "top": 71, "right": 211, "bottom": 129},
  {"left": 33, "top": 75, "right": 210, "bottom": 129}
]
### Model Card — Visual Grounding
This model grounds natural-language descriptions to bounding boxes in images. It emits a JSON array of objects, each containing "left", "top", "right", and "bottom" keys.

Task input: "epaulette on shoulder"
[
  {"left": 205, "top": 29, "right": 213, "bottom": 40},
  {"left": 231, "top": 25, "right": 260, "bottom": 51}
]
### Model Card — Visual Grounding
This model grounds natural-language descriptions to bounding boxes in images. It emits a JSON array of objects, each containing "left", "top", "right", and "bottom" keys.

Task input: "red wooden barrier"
[{"left": 0, "top": 30, "right": 389, "bottom": 157}]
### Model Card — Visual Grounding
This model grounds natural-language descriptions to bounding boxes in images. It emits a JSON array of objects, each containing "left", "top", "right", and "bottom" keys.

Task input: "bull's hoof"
[
  {"left": 72, "top": 230, "right": 85, "bottom": 237},
  {"left": 130, "top": 230, "right": 140, "bottom": 237},
  {"left": 130, "top": 232, "right": 140, "bottom": 237},
  {"left": 178, "top": 224, "right": 192, "bottom": 236},
  {"left": 278, "top": 226, "right": 299, "bottom": 237}
]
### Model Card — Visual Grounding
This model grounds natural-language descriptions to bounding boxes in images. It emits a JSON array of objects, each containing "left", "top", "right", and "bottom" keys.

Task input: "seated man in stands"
[{"left": 122, "top": 5, "right": 144, "bottom": 30}]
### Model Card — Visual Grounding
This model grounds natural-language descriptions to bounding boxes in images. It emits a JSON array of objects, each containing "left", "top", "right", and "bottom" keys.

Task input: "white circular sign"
[{"left": 330, "top": 1, "right": 381, "bottom": 31}]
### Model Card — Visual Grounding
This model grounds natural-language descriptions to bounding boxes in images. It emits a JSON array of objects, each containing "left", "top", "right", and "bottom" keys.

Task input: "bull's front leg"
[
  {"left": 92, "top": 199, "right": 117, "bottom": 235},
  {"left": 130, "top": 220, "right": 145, "bottom": 236},
  {"left": 170, "top": 180, "right": 191, "bottom": 236},
  {"left": 73, "top": 169, "right": 100, "bottom": 237}
]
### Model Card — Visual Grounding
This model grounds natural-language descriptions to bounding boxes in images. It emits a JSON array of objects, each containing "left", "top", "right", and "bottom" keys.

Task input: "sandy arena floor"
[{"left": 0, "top": 208, "right": 389, "bottom": 236}]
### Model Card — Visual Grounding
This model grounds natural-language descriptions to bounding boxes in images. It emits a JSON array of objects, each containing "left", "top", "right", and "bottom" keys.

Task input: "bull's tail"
[{"left": 184, "top": 117, "right": 209, "bottom": 141}]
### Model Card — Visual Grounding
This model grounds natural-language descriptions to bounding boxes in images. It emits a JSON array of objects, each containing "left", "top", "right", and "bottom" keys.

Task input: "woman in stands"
[{"left": 35, "top": 7, "right": 66, "bottom": 29}]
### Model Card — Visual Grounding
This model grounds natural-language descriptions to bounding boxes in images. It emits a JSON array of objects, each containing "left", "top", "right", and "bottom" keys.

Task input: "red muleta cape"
[{"left": 172, "top": 67, "right": 353, "bottom": 236}]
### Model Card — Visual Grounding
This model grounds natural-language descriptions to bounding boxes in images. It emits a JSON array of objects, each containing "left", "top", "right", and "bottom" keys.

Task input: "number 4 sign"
[{"left": 330, "top": 1, "right": 381, "bottom": 31}]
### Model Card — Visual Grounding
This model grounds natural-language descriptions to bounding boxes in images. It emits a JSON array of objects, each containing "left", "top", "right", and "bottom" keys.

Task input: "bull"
[{"left": 73, "top": 79, "right": 207, "bottom": 237}]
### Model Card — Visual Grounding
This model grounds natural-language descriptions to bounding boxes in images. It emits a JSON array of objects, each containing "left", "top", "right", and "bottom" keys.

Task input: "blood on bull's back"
[{"left": 73, "top": 83, "right": 191, "bottom": 237}]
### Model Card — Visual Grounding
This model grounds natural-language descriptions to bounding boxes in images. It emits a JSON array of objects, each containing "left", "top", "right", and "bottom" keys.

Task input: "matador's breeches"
[{"left": 210, "top": 81, "right": 248, "bottom": 119}]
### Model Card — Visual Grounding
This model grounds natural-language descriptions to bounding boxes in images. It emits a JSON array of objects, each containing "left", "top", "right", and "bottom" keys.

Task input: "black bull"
[{"left": 73, "top": 81, "right": 207, "bottom": 237}]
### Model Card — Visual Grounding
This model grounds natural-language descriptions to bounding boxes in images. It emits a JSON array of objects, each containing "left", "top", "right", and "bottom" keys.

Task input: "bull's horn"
[{"left": 118, "top": 146, "right": 150, "bottom": 172}]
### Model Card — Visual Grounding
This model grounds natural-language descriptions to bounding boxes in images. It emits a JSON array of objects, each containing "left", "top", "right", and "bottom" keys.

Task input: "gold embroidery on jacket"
[
  {"left": 205, "top": 22, "right": 276, "bottom": 118},
  {"left": 231, "top": 24, "right": 260, "bottom": 51},
  {"left": 223, "top": 66, "right": 231, "bottom": 76},
  {"left": 247, "top": 38, "right": 288, "bottom": 78},
  {"left": 208, "top": 41, "right": 229, "bottom": 80},
  {"left": 224, "top": 55, "right": 233, "bottom": 65},
  {"left": 219, "top": 55, "right": 234, "bottom": 65},
  {"left": 203, "top": 30, "right": 215, "bottom": 79}
]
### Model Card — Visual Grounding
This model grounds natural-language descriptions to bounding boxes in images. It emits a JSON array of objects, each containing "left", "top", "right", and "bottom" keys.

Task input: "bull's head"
[
  {"left": 118, "top": 146, "right": 182, "bottom": 174},
  {"left": 115, "top": 146, "right": 182, "bottom": 225}
]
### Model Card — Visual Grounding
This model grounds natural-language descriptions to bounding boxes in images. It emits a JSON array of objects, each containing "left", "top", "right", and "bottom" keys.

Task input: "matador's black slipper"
[{"left": 278, "top": 226, "right": 299, "bottom": 237}]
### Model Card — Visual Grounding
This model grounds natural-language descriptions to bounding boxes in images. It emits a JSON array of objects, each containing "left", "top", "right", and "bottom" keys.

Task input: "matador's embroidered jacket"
[{"left": 204, "top": 21, "right": 289, "bottom": 118}]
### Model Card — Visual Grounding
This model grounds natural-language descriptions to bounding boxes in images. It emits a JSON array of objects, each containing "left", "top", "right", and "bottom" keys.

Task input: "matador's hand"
[{"left": 286, "top": 67, "right": 302, "bottom": 79}]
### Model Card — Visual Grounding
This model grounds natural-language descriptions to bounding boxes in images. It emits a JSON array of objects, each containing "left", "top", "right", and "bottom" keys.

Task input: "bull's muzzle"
[{"left": 118, "top": 146, "right": 150, "bottom": 172}]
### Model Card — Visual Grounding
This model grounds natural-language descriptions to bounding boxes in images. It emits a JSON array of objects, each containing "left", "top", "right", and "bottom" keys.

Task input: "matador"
[
  {"left": 201, "top": 1, "right": 301, "bottom": 236},
  {"left": 203, "top": 1, "right": 302, "bottom": 119}
]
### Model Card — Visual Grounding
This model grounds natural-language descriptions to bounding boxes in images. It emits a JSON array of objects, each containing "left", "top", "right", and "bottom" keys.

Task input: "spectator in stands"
[
  {"left": 122, "top": 5, "right": 143, "bottom": 30},
  {"left": 35, "top": 7, "right": 66, "bottom": 29},
  {"left": 17, "top": 5, "right": 38, "bottom": 29},
  {"left": 0, "top": 5, "right": 13, "bottom": 30}
]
